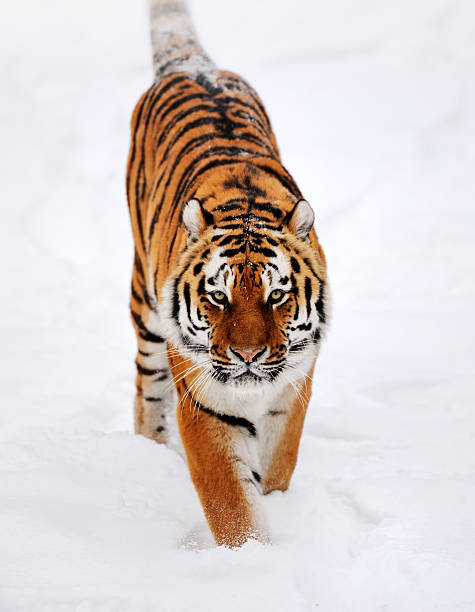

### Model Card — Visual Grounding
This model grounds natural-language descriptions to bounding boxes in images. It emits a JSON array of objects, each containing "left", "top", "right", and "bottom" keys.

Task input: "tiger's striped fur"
[{"left": 126, "top": 0, "right": 329, "bottom": 547}]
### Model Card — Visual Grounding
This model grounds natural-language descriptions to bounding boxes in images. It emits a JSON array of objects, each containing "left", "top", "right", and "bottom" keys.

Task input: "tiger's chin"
[
  {"left": 208, "top": 369, "right": 285, "bottom": 400},
  {"left": 214, "top": 369, "right": 274, "bottom": 391},
  {"left": 227, "top": 371, "right": 264, "bottom": 384}
]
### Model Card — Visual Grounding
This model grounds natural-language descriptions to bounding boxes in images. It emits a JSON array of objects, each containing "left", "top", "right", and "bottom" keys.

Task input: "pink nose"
[{"left": 231, "top": 347, "right": 264, "bottom": 363}]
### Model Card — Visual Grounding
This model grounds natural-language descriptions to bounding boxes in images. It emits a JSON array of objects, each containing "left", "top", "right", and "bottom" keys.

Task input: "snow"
[{"left": 1, "top": 0, "right": 475, "bottom": 610}]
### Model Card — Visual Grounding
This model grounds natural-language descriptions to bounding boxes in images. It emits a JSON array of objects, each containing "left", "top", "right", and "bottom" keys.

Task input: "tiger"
[{"left": 126, "top": 0, "right": 329, "bottom": 547}]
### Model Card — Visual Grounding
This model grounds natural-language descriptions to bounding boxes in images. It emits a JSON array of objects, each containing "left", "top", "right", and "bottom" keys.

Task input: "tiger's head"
[{"left": 161, "top": 165, "right": 329, "bottom": 395}]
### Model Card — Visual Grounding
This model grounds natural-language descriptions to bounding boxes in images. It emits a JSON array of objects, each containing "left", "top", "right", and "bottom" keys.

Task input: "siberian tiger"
[{"left": 126, "top": 0, "right": 328, "bottom": 547}]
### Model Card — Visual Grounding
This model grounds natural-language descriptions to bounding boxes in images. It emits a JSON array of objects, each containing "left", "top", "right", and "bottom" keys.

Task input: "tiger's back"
[
  {"left": 127, "top": 68, "right": 304, "bottom": 292},
  {"left": 126, "top": 0, "right": 328, "bottom": 547}
]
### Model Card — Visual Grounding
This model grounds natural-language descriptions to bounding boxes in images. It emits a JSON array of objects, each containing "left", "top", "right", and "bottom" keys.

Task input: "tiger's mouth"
[{"left": 211, "top": 361, "right": 283, "bottom": 385}]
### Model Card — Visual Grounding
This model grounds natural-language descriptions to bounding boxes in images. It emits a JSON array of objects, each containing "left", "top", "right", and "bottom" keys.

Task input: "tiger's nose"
[{"left": 230, "top": 347, "right": 265, "bottom": 363}]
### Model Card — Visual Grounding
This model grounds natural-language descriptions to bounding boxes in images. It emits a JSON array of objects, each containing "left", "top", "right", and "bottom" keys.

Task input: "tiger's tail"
[{"left": 149, "top": 0, "right": 215, "bottom": 80}]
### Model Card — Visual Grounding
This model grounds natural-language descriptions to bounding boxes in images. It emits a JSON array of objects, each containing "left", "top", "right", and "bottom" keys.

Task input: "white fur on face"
[
  {"left": 202, "top": 248, "right": 235, "bottom": 298},
  {"left": 262, "top": 249, "right": 292, "bottom": 301}
]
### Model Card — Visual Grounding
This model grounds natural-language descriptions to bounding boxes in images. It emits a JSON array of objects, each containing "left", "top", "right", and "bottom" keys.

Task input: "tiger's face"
[{"left": 161, "top": 190, "right": 328, "bottom": 395}]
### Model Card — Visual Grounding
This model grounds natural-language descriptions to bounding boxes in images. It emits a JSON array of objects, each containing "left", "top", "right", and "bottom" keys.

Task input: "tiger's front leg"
[
  {"left": 130, "top": 272, "right": 174, "bottom": 445},
  {"left": 259, "top": 363, "right": 315, "bottom": 495},
  {"left": 172, "top": 358, "right": 270, "bottom": 547},
  {"left": 177, "top": 400, "right": 270, "bottom": 547}
]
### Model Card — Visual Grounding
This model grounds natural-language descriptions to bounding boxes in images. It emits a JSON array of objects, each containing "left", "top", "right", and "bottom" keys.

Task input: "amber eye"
[
  {"left": 211, "top": 290, "right": 227, "bottom": 304},
  {"left": 269, "top": 289, "right": 284, "bottom": 304}
]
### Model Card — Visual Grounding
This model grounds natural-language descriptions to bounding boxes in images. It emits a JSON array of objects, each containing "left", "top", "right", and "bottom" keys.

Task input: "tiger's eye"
[
  {"left": 270, "top": 289, "right": 283, "bottom": 302},
  {"left": 212, "top": 290, "right": 226, "bottom": 302}
]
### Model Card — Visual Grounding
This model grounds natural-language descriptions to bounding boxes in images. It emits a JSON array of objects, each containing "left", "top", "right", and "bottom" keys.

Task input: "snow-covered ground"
[{"left": 1, "top": 0, "right": 475, "bottom": 610}]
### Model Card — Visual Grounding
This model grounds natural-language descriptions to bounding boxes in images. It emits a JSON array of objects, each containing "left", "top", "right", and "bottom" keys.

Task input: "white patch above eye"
[
  {"left": 262, "top": 250, "right": 291, "bottom": 300},
  {"left": 203, "top": 248, "right": 225, "bottom": 278},
  {"left": 203, "top": 250, "right": 234, "bottom": 297}
]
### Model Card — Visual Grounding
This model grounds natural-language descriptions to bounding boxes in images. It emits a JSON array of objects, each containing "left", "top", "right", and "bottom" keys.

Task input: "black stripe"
[
  {"left": 148, "top": 75, "right": 201, "bottom": 128},
  {"left": 290, "top": 257, "right": 300, "bottom": 273},
  {"left": 157, "top": 106, "right": 220, "bottom": 149},
  {"left": 293, "top": 300, "right": 300, "bottom": 321},
  {"left": 212, "top": 202, "right": 246, "bottom": 212},
  {"left": 152, "top": 92, "right": 210, "bottom": 129},
  {"left": 197, "top": 276, "right": 206, "bottom": 295},
  {"left": 136, "top": 364, "right": 168, "bottom": 376},
  {"left": 134, "top": 251, "right": 145, "bottom": 281},
  {"left": 183, "top": 382, "right": 256, "bottom": 437},
  {"left": 131, "top": 283, "right": 143, "bottom": 304},
  {"left": 248, "top": 244, "right": 276, "bottom": 257},
  {"left": 305, "top": 277, "right": 312, "bottom": 318},
  {"left": 171, "top": 276, "right": 181, "bottom": 322},
  {"left": 219, "top": 76, "right": 272, "bottom": 129},
  {"left": 213, "top": 223, "right": 243, "bottom": 231},
  {"left": 316, "top": 283, "right": 326, "bottom": 324},
  {"left": 254, "top": 232, "right": 278, "bottom": 246},
  {"left": 220, "top": 213, "right": 247, "bottom": 223},
  {"left": 220, "top": 244, "right": 247, "bottom": 258},
  {"left": 303, "top": 257, "right": 324, "bottom": 283},
  {"left": 252, "top": 202, "right": 283, "bottom": 218},
  {"left": 312, "top": 329, "right": 321, "bottom": 343},
  {"left": 184, "top": 282, "right": 192, "bottom": 320},
  {"left": 213, "top": 233, "right": 242, "bottom": 247},
  {"left": 134, "top": 161, "right": 145, "bottom": 251},
  {"left": 131, "top": 310, "right": 165, "bottom": 343},
  {"left": 139, "top": 329, "right": 165, "bottom": 345},
  {"left": 200, "top": 406, "right": 257, "bottom": 438}
]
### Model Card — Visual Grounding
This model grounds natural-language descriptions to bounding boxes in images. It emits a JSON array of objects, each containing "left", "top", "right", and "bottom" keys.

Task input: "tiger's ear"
[
  {"left": 286, "top": 199, "right": 315, "bottom": 239},
  {"left": 182, "top": 199, "right": 213, "bottom": 242}
]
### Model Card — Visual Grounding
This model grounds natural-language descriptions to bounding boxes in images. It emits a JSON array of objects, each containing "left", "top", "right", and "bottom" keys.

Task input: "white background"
[{"left": 1, "top": 1, "right": 474, "bottom": 610}]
